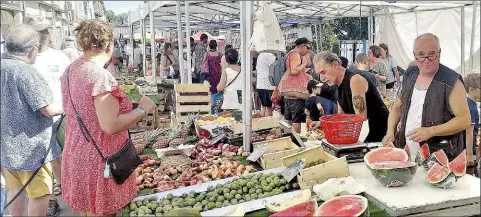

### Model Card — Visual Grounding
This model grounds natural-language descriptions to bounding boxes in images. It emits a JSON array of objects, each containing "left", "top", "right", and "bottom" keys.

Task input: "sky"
[{"left": 104, "top": 1, "right": 141, "bottom": 14}]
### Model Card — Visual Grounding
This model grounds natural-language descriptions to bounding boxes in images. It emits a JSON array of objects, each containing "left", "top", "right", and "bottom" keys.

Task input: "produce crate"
[
  {"left": 230, "top": 116, "right": 282, "bottom": 135},
  {"left": 131, "top": 110, "right": 157, "bottom": 131},
  {"left": 253, "top": 137, "right": 303, "bottom": 170},
  {"left": 174, "top": 82, "right": 211, "bottom": 123},
  {"left": 281, "top": 146, "right": 350, "bottom": 189},
  {"left": 227, "top": 128, "right": 287, "bottom": 146}
]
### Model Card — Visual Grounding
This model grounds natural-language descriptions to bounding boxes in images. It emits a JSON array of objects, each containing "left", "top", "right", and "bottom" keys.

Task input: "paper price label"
[
  {"left": 247, "top": 143, "right": 269, "bottom": 162},
  {"left": 281, "top": 158, "right": 306, "bottom": 182}
]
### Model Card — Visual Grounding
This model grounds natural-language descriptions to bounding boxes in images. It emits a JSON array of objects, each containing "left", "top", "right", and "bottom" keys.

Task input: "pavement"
[{"left": 3, "top": 194, "right": 77, "bottom": 216}]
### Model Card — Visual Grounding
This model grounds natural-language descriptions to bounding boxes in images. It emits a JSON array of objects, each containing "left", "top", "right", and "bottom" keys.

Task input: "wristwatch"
[{"left": 136, "top": 106, "right": 146, "bottom": 115}]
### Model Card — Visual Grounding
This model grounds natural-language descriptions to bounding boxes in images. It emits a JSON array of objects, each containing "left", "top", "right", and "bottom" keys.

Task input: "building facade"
[{"left": 0, "top": 1, "right": 105, "bottom": 50}]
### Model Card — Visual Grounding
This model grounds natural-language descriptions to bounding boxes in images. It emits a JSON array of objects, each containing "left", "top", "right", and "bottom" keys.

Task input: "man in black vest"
[{"left": 382, "top": 33, "right": 471, "bottom": 160}]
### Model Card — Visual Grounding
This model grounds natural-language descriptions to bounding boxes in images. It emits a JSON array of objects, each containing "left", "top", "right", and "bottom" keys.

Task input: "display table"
[{"left": 349, "top": 162, "right": 481, "bottom": 216}]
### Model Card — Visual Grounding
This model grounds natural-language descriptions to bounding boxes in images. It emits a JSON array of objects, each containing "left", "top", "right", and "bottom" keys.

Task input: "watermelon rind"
[
  {"left": 426, "top": 162, "right": 457, "bottom": 189},
  {"left": 316, "top": 195, "right": 369, "bottom": 217},
  {"left": 426, "top": 149, "right": 449, "bottom": 170},
  {"left": 364, "top": 147, "right": 409, "bottom": 167},
  {"left": 269, "top": 199, "right": 317, "bottom": 217},
  {"left": 367, "top": 161, "right": 417, "bottom": 187},
  {"left": 448, "top": 150, "right": 467, "bottom": 178}
]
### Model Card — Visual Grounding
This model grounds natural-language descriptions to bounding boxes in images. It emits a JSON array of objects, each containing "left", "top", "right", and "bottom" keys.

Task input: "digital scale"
[{"left": 321, "top": 139, "right": 382, "bottom": 163}]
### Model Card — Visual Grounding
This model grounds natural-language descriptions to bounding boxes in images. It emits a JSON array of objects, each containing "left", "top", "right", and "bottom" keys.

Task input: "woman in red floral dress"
[{"left": 60, "top": 20, "right": 156, "bottom": 216}]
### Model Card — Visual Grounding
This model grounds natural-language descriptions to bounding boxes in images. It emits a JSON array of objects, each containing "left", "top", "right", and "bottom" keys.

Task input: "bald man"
[{"left": 382, "top": 33, "right": 471, "bottom": 160}]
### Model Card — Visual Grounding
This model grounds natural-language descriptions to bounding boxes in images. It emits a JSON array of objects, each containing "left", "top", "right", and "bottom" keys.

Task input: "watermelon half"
[
  {"left": 368, "top": 161, "right": 417, "bottom": 187},
  {"left": 426, "top": 149, "right": 449, "bottom": 170},
  {"left": 415, "top": 143, "right": 430, "bottom": 168},
  {"left": 426, "top": 162, "right": 457, "bottom": 189},
  {"left": 269, "top": 200, "right": 317, "bottom": 217},
  {"left": 364, "top": 147, "right": 409, "bottom": 167},
  {"left": 316, "top": 195, "right": 369, "bottom": 217},
  {"left": 448, "top": 150, "right": 466, "bottom": 177}
]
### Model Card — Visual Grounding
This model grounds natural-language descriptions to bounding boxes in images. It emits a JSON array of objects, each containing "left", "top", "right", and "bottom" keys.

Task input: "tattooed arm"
[{"left": 350, "top": 74, "right": 369, "bottom": 120}]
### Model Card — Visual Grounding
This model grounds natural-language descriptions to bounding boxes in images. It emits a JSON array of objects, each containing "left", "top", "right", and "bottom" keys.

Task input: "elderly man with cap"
[
  {"left": 62, "top": 36, "right": 83, "bottom": 62},
  {"left": 27, "top": 19, "right": 70, "bottom": 217},
  {"left": 1, "top": 24, "right": 63, "bottom": 216}
]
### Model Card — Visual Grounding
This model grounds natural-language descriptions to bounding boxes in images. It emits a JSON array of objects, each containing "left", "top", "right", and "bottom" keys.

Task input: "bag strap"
[
  {"left": 66, "top": 67, "right": 107, "bottom": 161},
  {"left": 226, "top": 68, "right": 241, "bottom": 89},
  {"left": 166, "top": 55, "right": 173, "bottom": 65}
]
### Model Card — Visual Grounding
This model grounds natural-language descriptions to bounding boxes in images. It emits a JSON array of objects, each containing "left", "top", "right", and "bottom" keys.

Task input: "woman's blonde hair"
[
  {"left": 464, "top": 73, "right": 480, "bottom": 92},
  {"left": 74, "top": 19, "right": 113, "bottom": 52},
  {"left": 356, "top": 53, "right": 369, "bottom": 64}
]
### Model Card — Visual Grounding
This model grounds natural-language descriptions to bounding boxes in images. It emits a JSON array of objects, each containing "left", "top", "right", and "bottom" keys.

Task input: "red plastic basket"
[{"left": 320, "top": 114, "right": 364, "bottom": 144}]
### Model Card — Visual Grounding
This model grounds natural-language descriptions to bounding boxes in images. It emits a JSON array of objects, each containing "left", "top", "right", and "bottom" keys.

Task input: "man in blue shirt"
[
  {"left": 305, "top": 80, "right": 338, "bottom": 129},
  {"left": 464, "top": 73, "right": 480, "bottom": 175}
]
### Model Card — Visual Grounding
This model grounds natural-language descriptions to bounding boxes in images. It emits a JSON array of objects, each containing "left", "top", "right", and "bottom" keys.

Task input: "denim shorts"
[{"left": 1, "top": 186, "right": 6, "bottom": 214}]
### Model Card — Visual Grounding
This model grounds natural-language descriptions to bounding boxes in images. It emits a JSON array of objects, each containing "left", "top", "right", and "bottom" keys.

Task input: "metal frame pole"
[
  {"left": 185, "top": 1, "right": 192, "bottom": 84},
  {"left": 176, "top": 1, "right": 185, "bottom": 79},
  {"left": 130, "top": 23, "right": 134, "bottom": 67},
  {"left": 368, "top": 7, "right": 373, "bottom": 46},
  {"left": 141, "top": 18, "right": 146, "bottom": 77},
  {"left": 318, "top": 21, "right": 323, "bottom": 51},
  {"left": 461, "top": 6, "right": 465, "bottom": 76},
  {"left": 150, "top": 12, "right": 156, "bottom": 80},
  {"left": 314, "top": 23, "right": 319, "bottom": 52},
  {"left": 469, "top": 1, "right": 477, "bottom": 70},
  {"left": 241, "top": 1, "right": 253, "bottom": 152}
]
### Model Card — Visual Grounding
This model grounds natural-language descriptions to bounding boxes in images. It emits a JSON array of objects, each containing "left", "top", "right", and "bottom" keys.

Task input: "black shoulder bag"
[{"left": 66, "top": 68, "right": 141, "bottom": 185}]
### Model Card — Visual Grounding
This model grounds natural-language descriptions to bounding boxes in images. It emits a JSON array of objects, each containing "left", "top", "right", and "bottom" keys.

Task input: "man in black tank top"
[{"left": 313, "top": 51, "right": 389, "bottom": 142}]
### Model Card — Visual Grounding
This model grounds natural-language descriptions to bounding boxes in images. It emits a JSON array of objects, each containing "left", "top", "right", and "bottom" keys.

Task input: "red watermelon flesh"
[
  {"left": 448, "top": 150, "right": 466, "bottom": 177},
  {"left": 426, "top": 162, "right": 451, "bottom": 183},
  {"left": 316, "top": 195, "right": 368, "bottom": 216},
  {"left": 369, "top": 161, "right": 417, "bottom": 169},
  {"left": 364, "top": 147, "right": 409, "bottom": 167},
  {"left": 416, "top": 143, "right": 430, "bottom": 163},
  {"left": 269, "top": 200, "right": 317, "bottom": 217},
  {"left": 426, "top": 149, "right": 449, "bottom": 169}
]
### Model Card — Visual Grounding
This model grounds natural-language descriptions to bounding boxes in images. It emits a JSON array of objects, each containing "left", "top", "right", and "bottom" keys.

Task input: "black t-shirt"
[
  {"left": 337, "top": 69, "right": 389, "bottom": 142},
  {"left": 320, "top": 83, "right": 338, "bottom": 104},
  {"left": 306, "top": 96, "right": 338, "bottom": 121}
]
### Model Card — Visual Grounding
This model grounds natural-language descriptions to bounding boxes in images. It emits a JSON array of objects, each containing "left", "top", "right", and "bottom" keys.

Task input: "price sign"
[
  {"left": 281, "top": 158, "right": 306, "bottom": 182},
  {"left": 211, "top": 134, "right": 225, "bottom": 145},
  {"left": 247, "top": 143, "right": 269, "bottom": 162}
]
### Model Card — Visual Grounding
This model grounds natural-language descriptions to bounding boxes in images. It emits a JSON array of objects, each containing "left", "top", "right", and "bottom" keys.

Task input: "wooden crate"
[
  {"left": 174, "top": 82, "right": 211, "bottom": 123},
  {"left": 253, "top": 137, "right": 303, "bottom": 170},
  {"left": 231, "top": 116, "right": 282, "bottom": 134},
  {"left": 131, "top": 111, "right": 157, "bottom": 131},
  {"left": 281, "top": 146, "right": 350, "bottom": 189}
]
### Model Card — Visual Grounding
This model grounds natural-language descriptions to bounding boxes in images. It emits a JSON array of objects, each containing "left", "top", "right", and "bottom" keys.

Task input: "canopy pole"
[
  {"left": 461, "top": 6, "right": 466, "bottom": 76},
  {"left": 368, "top": 7, "right": 373, "bottom": 46},
  {"left": 141, "top": 18, "right": 146, "bottom": 77},
  {"left": 176, "top": 1, "right": 185, "bottom": 80},
  {"left": 150, "top": 12, "right": 156, "bottom": 81},
  {"left": 469, "top": 1, "right": 477, "bottom": 70},
  {"left": 241, "top": 1, "right": 253, "bottom": 152},
  {"left": 319, "top": 21, "right": 323, "bottom": 51},
  {"left": 130, "top": 23, "right": 134, "bottom": 68},
  {"left": 185, "top": 1, "right": 192, "bottom": 84},
  {"left": 314, "top": 23, "right": 319, "bottom": 52}
]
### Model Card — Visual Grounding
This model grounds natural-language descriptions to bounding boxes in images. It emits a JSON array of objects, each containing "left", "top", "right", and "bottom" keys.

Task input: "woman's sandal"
[{"left": 53, "top": 184, "right": 62, "bottom": 196}]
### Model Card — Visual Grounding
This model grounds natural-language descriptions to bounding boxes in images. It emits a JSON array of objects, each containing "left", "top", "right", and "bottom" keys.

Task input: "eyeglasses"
[
  {"left": 415, "top": 53, "right": 439, "bottom": 62},
  {"left": 303, "top": 44, "right": 310, "bottom": 50}
]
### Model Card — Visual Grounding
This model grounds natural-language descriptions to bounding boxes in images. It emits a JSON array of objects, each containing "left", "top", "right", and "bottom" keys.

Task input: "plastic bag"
[{"left": 313, "top": 176, "right": 366, "bottom": 201}]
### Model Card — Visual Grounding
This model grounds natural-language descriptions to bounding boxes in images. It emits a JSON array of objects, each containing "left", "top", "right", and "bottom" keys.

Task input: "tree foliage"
[
  {"left": 312, "top": 17, "right": 369, "bottom": 55},
  {"left": 105, "top": 10, "right": 129, "bottom": 25}
]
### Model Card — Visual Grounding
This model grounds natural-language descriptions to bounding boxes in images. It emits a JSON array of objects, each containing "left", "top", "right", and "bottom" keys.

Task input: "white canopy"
[{"left": 375, "top": 3, "right": 480, "bottom": 74}]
